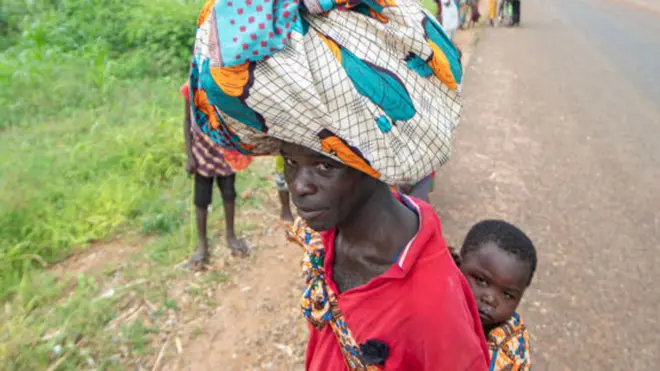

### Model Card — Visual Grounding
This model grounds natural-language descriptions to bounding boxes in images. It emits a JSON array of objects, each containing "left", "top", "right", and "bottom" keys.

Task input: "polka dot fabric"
[
  {"left": 216, "top": 0, "right": 301, "bottom": 65},
  {"left": 191, "top": 0, "right": 464, "bottom": 184}
]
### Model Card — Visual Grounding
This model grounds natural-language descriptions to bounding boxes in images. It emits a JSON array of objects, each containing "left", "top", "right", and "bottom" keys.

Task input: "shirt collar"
[
  {"left": 321, "top": 194, "right": 439, "bottom": 280},
  {"left": 393, "top": 194, "right": 437, "bottom": 274}
]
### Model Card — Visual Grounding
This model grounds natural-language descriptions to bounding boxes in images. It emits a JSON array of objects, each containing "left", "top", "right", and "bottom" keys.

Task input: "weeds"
[
  {"left": 0, "top": 0, "right": 200, "bottom": 295},
  {"left": 0, "top": 0, "right": 276, "bottom": 368}
]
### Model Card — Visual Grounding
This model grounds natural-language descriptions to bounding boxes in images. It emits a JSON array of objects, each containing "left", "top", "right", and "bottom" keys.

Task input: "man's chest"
[{"left": 331, "top": 252, "right": 392, "bottom": 293}]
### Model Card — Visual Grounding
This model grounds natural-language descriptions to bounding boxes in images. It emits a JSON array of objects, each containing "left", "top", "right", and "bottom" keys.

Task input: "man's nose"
[{"left": 292, "top": 167, "right": 316, "bottom": 197}]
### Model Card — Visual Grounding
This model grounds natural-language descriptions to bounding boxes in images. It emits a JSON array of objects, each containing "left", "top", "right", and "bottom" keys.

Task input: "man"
[
  {"left": 283, "top": 143, "right": 489, "bottom": 370},
  {"left": 188, "top": 0, "right": 488, "bottom": 368}
]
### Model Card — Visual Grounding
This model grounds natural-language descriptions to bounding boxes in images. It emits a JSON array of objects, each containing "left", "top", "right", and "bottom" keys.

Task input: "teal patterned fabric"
[{"left": 190, "top": 0, "right": 464, "bottom": 184}]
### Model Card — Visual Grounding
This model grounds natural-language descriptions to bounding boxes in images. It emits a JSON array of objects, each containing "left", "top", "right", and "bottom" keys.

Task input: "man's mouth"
[{"left": 296, "top": 207, "right": 325, "bottom": 221}]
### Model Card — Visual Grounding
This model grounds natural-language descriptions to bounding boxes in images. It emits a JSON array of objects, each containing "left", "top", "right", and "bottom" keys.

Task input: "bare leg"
[
  {"left": 217, "top": 175, "right": 249, "bottom": 256},
  {"left": 278, "top": 190, "right": 294, "bottom": 222},
  {"left": 189, "top": 174, "right": 213, "bottom": 268},
  {"left": 222, "top": 200, "right": 249, "bottom": 255},
  {"left": 189, "top": 206, "right": 210, "bottom": 266}
]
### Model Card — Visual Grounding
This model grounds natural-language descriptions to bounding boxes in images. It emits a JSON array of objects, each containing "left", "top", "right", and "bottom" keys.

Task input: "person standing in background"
[
  {"left": 489, "top": 0, "right": 498, "bottom": 26},
  {"left": 440, "top": 0, "right": 459, "bottom": 40},
  {"left": 511, "top": 0, "right": 521, "bottom": 26},
  {"left": 459, "top": 0, "right": 468, "bottom": 28},
  {"left": 397, "top": 172, "right": 436, "bottom": 203},
  {"left": 468, "top": 0, "right": 481, "bottom": 27},
  {"left": 181, "top": 82, "right": 251, "bottom": 266},
  {"left": 275, "top": 155, "right": 294, "bottom": 222}
]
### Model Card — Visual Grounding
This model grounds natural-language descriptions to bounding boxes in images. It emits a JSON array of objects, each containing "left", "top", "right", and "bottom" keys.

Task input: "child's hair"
[{"left": 460, "top": 219, "right": 537, "bottom": 286}]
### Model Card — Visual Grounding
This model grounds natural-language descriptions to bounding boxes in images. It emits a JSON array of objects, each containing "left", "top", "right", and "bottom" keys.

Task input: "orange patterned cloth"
[
  {"left": 189, "top": 0, "right": 464, "bottom": 184},
  {"left": 487, "top": 312, "right": 532, "bottom": 370},
  {"left": 181, "top": 82, "right": 251, "bottom": 177},
  {"left": 287, "top": 218, "right": 380, "bottom": 371}
]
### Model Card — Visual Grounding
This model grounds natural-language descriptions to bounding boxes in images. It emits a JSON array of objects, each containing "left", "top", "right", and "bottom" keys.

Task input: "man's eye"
[
  {"left": 316, "top": 162, "right": 332, "bottom": 171},
  {"left": 285, "top": 158, "right": 296, "bottom": 167}
]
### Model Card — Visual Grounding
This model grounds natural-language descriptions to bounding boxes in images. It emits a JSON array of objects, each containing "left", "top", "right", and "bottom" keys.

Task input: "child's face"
[{"left": 460, "top": 242, "right": 530, "bottom": 327}]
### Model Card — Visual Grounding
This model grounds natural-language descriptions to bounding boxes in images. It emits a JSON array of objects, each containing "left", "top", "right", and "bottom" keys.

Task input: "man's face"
[{"left": 280, "top": 142, "right": 371, "bottom": 231}]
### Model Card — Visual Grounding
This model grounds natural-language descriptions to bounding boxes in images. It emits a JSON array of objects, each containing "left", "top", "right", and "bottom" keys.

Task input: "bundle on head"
[{"left": 188, "top": 0, "right": 464, "bottom": 184}]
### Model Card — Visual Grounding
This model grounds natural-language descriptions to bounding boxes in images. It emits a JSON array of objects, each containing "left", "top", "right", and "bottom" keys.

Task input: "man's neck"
[{"left": 336, "top": 185, "right": 419, "bottom": 261}]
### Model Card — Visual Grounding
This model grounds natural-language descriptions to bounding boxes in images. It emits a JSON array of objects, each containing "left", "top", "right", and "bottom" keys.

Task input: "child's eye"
[
  {"left": 504, "top": 292, "right": 516, "bottom": 300},
  {"left": 475, "top": 277, "right": 488, "bottom": 288}
]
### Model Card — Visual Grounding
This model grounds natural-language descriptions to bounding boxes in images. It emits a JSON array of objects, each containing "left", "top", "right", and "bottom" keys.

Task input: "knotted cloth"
[{"left": 189, "top": 0, "right": 463, "bottom": 184}]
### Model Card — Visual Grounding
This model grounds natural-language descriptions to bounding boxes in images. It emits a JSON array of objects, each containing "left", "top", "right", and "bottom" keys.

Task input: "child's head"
[{"left": 459, "top": 220, "right": 537, "bottom": 328}]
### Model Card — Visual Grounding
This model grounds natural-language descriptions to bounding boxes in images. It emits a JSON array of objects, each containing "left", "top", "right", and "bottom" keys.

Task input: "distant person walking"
[
  {"left": 489, "top": 0, "right": 498, "bottom": 26},
  {"left": 511, "top": 0, "right": 521, "bottom": 26},
  {"left": 458, "top": 0, "right": 468, "bottom": 28},
  {"left": 438, "top": 0, "right": 460, "bottom": 39},
  {"left": 468, "top": 0, "right": 481, "bottom": 27}
]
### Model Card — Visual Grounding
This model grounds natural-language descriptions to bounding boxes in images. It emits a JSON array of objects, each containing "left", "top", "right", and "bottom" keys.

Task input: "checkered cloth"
[{"left": 188, "top": 0, "right": 463, "bottom": 184}]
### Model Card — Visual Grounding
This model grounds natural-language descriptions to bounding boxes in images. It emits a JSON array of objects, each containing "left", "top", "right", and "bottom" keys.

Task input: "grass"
[
  {"left": 0, "top": 158, "right": 274, "bottom": 370},
  {"left": 0, "top": 0, "right": 276, "bottom": 368},
  {"left": 0, "top": 78, "right": 186, "bottom": 292},
  {"left": 422, "top": 0, "right": 439, "bottom": 15}
]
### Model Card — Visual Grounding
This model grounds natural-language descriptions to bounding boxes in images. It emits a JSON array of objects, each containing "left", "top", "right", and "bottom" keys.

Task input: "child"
[
  {"left": 181, "top": 82, "right": 250, "bottom": 266},
  {"left": 454, "top": 219, "right": 537, "bottom": 370},
  {"left": 274, "top": 155, "right": 293, "bottom": 222}
]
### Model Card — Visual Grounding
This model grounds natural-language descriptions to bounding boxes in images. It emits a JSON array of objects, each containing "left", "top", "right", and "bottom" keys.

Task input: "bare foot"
[
  {"left": 227, "top": 236, "right": 250, "bottom": 257},
  {"left": 188, "top": 245, "right": 209, "bottom": 270}
]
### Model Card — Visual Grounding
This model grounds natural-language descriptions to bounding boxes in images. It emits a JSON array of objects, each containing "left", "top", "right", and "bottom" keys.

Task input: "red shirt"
[{"left": 306, "top": 196, "right": 489, "bottom": 370}]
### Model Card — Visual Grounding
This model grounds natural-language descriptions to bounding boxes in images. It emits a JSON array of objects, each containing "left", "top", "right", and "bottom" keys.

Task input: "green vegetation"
[
  {"left": 423, "top": 0, "right": 439, "bottom": 15},
  {"left": 1, "top": 0, "right": 199, "bottom": 291},
  {"left": 0, "top": 0, "right": 272, "bottom": 368}
]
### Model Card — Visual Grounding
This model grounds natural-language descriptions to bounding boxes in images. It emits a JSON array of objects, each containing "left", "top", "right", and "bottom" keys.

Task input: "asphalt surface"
[{"left": 431, "top": 0, "right": 660, "bottom": 369}]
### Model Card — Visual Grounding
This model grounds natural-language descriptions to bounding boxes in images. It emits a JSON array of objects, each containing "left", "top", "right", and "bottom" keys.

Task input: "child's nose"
[{"left": 481, "top": 292, "right": 498, "bottom": 308}]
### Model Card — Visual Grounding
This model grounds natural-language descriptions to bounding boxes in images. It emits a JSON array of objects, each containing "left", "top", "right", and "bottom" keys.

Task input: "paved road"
[{"left": 431, "top": 0, "right": 660, "bottom": 369}]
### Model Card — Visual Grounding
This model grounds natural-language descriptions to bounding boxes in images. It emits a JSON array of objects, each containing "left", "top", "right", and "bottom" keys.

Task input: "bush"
[{"left": 0, "top": 0, "right": 198, "bottom": 129}]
